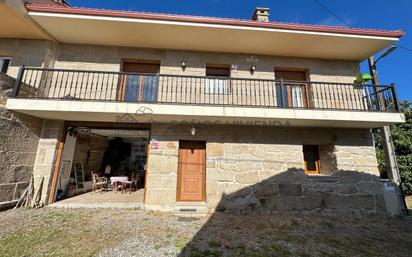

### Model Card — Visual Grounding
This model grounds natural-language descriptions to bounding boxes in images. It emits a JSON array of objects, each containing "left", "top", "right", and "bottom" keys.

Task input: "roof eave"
[{"left": 24, "top": 4, "right": 405, "bottom": 39}]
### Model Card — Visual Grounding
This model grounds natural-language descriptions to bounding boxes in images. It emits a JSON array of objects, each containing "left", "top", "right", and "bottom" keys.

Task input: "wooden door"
[
  {"left": 303, "top": 145, "right": 320, "bottom": 175},
  {"left": 120, "top": 62, "right": 160, "bottom": 102},
  {"left": 275, "top": 69, "right": 308, "bottom": 108},
  {"left": 177, "top": 141, "right": 206, "bottom": 202}
]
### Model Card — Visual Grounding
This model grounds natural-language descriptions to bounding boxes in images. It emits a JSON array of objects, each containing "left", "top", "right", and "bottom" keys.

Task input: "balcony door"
[
  {"left": 275, "top": 69, "right": 308, "bottom": 108},
  {"left": 121, "top": 61, "right": 160, "bottom": 102},
  {"left": 206, "top": 66, "right": 230, "bottom": 94}
]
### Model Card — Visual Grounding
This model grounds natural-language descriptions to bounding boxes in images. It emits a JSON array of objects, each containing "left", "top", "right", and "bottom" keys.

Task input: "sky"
[{"left": 68, "top": 0, "right": 412, "bottom": 100}]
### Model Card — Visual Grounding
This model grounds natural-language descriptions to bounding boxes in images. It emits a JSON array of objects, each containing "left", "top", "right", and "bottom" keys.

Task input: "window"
[
  {"left": 206, "top": 66, "right": 230, "bottom": 94},
  {"left": 275, "top": 69, "right": 308, "bottom": 108},
  {"left": 0, "top": 58, "right": 11, "bottom": 74},
  {"left": 120, "top": 61, "right": 160, "bottom": 102},
  {"left": 303, "top": 145, "right": 320, "bottom": 175}
]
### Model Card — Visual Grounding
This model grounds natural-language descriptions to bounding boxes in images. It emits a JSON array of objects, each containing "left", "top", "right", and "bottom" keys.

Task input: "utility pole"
[
  {"left": 368, "top": 53, "right": 407, "bottom": 215},
  {"left": 368, "top": 57, "right": 401, "bottom": 184}
]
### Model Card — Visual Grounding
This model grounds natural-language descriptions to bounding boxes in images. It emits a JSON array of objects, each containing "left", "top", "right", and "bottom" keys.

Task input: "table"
[{"left": 110, "top": 176, "right": 128, "bottom": 192}]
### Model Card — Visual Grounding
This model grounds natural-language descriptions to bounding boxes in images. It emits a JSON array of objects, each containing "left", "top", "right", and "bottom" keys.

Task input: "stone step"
[{"left": 174, "top": 202, "right": 208, "bottom": 217}]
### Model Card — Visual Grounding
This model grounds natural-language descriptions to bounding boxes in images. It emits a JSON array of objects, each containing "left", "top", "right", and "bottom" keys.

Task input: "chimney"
[{"left": 252, "top": 7, "right": 270, "bottom": 22}]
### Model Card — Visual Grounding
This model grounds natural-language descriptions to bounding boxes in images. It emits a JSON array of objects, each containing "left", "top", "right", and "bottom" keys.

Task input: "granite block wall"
[
  {"left": 146, "top": 123, "right": 385, "bottom": 213},
  {"left": 0, "top": 73, "right": 43, "bottom": 203}
]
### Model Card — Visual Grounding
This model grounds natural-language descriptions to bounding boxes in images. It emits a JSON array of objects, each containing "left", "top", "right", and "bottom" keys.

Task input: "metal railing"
[{"left": 11, "top": 66, "right": 400, "bottom": 112}]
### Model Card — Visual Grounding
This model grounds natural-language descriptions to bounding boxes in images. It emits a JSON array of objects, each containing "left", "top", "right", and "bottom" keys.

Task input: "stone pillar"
[
  {"left": 32, "top": 120, "right": 64, "bottom": 206},
  {"left": 144, "top": 126, "right": 178, "bottom": 211}
]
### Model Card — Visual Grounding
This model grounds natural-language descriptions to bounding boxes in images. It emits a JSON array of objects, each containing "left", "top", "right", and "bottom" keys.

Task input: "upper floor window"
[
  {"left": 206, "top": 65, "right": 230, "bottom": 94},
  {"left": 303, "top": 145, "right": 320, "bottom": 175},
  {"left": 0, "top": 58, "right": 11, "bottom": 74},
  {"left": 120, "top": 61, "right": 160, "bottom": 102},
  {"left": 275, "top": 69, "right": 308, "bottom": 108}
]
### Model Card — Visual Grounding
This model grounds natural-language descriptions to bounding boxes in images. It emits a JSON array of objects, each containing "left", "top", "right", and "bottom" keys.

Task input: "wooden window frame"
[
  {"left": 205, "top": 64, "right": 231, "bottom": 95},
  {"left": 119, "top": 60, "right": 160, "bottom": 101},
  {"left": 275, "top": 68, "right": 311, "bottom": 108},
  {"left": 303, "top": 145, "right": 321, "bottom": 175}
]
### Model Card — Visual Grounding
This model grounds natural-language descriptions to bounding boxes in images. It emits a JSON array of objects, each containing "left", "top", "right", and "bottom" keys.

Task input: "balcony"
[{"left": 7, "top": 67, "right": 404, "bottom": 128}]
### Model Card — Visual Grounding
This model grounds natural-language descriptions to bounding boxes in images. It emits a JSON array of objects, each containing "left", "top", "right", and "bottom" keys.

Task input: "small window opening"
[
  {"left": 303, "top": 145, "right": 320, "bottom": 175},
  {"left": 0, "top": 58, "right": 11, "bottom": 74}
]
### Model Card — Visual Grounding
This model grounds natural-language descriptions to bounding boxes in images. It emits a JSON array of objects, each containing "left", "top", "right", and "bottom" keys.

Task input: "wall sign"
[
  {"left": 231, "top": 64, "right": 238, "bottom": 73},
  {"left": 151, "top": 139, "right": 159, "bottom": 150}
]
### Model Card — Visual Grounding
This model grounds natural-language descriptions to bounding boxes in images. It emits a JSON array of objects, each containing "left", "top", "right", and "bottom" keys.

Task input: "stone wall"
[
  {"left": 0, "top": 39, "right": 359, "bottom": 83},
  {"left": 0, "top": 39, "right": 59, "bottom": 77},
  {"left": 43, "top": 43, "right": 363, "bottom": 109},
  {"left": 146, "top": 123, "right": 384, "bottom": 213},
  {"left": 2, "top": 40, "right": 363, "bottom": 108},
  {"left": 32, "top": 120, "right": 65, "bottom": 205},
  {"left": 0, "top": 73, "right": 43, "bottom": 203},
  {"left": 0, "top": 39, "right": 360, "bottom": 86},
  {"left": 54, "top": 43, "right": 359, "bottom": 82}
]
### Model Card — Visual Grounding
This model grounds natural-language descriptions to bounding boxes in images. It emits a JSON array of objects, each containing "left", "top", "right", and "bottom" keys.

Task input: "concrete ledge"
[{"left": 7, "top": 99, "right": 405, "bottom": 128}]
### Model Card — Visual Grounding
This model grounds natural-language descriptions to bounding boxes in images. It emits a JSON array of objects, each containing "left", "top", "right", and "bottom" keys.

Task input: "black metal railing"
[{"left": 11, "top": 66, "right": 400, "bottom": 112}]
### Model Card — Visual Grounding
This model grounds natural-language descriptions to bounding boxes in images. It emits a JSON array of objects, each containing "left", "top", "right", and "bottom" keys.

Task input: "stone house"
[{"left": 0, "top": 1, "right": 406, "bottom": 214}]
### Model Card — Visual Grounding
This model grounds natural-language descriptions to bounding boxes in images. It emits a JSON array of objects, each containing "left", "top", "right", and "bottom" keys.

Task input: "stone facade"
[
  {"left": 2, "top": 40, "right": 364, "bottom": 109},
  {"left": 0, "top": 39, "right": 358, "bottom": 84},
  {"left": 146, "top": 123, "right": 384, "bottom": 213},
  {"left": 0, "top": 39, "right": 58, "bottom": 78},
  {"left": 1, "top": 40, "right": 364, "bottom": 110},
  {"left": 0, "top": 73, "right": 43, "bottom": 203},
  {"left": 1, "top": 39, "right": 391, "bottom": 213},
  {"left": 31, "top": 120, "right": 65, "bottom": 205},
  {"left": 53, "top": 43, "right": 358, "bottom": 83}
]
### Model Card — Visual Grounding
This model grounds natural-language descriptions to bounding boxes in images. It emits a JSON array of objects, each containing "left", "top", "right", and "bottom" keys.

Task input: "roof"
[
  {"left": 27, "top": 0, "right": 69, "bottom": 7},
  {"left": 0, "top": 1, "right": 404, "bottom": 61},
  {"left": 25, "top": 4, "right": 404, "bottom": 39}
]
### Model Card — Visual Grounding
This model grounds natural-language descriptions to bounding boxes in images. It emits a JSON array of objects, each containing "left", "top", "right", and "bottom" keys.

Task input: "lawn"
[{"left": 0, "top": 207, "right": 411, "bottom": 257}]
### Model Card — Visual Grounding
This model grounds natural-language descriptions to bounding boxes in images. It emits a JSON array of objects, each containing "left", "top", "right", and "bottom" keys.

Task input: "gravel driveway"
[{"left": 0, "top": 207, "right": 411, "bottom": 257}]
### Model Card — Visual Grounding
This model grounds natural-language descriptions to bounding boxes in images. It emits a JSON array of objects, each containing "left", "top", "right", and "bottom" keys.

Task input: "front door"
[{"left": 177, "top": 141, "right": 206, "bottom": 202}]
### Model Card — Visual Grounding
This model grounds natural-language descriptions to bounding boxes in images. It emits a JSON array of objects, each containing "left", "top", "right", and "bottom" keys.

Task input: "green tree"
[{"left": 374, "top": 101, "right": 412, "bottom": 195}]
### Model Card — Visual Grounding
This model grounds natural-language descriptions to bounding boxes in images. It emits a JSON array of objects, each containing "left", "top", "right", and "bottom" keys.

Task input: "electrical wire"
[
  {"left": 397, "top": 45, "right": 412, "bottom": 52},
  {"left": 312, "top": 0, "right": 411, "bottom": 53},
  {"left": 312, "top": 0, "right": 350, "bottom": 27}
]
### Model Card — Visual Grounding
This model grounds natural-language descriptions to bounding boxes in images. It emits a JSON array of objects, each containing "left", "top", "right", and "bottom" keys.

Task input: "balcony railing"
[{"left": 11, "top": 66, "right": 400, "bottom": 112}]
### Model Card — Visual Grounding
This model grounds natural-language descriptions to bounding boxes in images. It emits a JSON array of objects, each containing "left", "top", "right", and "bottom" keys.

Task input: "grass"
[
  {"left": 0, "top": 208, "right": 411, "bottom": 257},
  {"left": 0, "top": 208, "right": 137, "bottom": 257}
]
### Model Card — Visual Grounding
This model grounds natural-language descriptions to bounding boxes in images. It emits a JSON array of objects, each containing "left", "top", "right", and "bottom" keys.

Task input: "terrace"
[{"left": 6, "top": 66, "right": 404, "bottom": 128}]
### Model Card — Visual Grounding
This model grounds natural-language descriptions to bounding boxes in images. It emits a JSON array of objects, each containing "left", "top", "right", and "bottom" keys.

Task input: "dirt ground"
[{"left": 0, "top": 207, "right": 411, "bottom": 257}]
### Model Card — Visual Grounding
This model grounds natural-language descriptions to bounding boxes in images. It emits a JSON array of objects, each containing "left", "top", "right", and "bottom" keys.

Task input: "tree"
[{"left": 374, "top": 101, "right": 412, "bottom": 195}]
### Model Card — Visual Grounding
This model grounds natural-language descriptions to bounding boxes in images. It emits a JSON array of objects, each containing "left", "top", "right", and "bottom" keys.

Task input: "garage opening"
[{"left": 52, "top": 126, "right": 150, "bottom": 208}]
